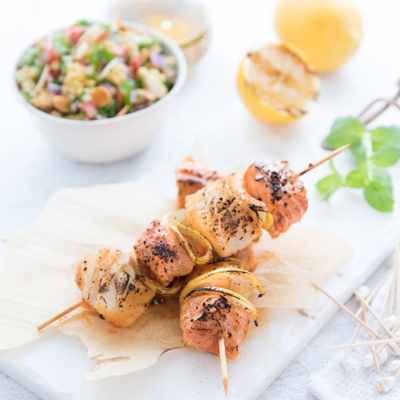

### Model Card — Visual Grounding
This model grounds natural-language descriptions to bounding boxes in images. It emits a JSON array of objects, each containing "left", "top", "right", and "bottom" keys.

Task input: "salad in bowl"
[{"left": 15, "top": 20, "right": 178, "bottom": 120}]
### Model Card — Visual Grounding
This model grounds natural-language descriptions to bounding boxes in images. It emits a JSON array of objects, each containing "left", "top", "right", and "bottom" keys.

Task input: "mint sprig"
[{"left": 317, "top": 117, "right": 400, "bottom": 212}]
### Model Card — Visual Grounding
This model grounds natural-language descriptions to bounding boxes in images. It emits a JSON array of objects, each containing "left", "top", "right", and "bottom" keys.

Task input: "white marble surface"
[{"left": 1, "top": 0, "right": 400, "bottom": 398}]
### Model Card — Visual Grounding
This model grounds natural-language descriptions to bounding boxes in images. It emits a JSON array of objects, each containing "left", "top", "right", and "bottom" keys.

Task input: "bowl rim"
[{"left": 13, "top": 20, "right": 188, "bottom": 126}]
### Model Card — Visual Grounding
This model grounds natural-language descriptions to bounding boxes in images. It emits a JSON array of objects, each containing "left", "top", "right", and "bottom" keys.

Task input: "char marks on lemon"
[{"left": 244, "top": 161, "right": 308, "bottom": 238}]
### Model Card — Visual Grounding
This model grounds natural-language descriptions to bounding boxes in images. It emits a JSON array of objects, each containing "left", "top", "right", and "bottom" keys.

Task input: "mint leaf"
[
  {"left": 325, "top": 117, "right": 365, "bottom": 148},
  {"left": 316, "top": 161, "right": 343, "bottom": 201},
  {"left": 118, "top": 79, "right": 135, "bottom": 105},
  {"left": 364, "top": 167, "right": 393, "bottom": 212},
  {"left": 53, "top": 36, "right": 71, "bottom": 56},
  {"left": 350, "top": 143, "right": 367, "bottom": 165},
  {"left": 372, "top": 143, "right": 400, "bottom": 167},
  {"left": 345, "top": 163, "right": 368, "bottom": 188},
  {"left": 370, "top": 126, "right": 400, "bottom": 151}
]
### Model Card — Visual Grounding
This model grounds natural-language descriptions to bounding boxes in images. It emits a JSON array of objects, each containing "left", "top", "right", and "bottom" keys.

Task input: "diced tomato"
[
  {"left": 49, "top": 69, "right": 61, "bottom": 80},
  {"left": 130, "top": 54, "right": 142, "bottom": 77},
  {"left": 40, "top": 45, "right": 58, "bottom": 64},
  {"left": 116, "top": 88, "right": 124, "bottom": 103},
  {"left": 79, "top": 102, "right": 97, "bottom": 120},
  {"left": 63, "top": 26, "right": 85, "bottom": 44}
]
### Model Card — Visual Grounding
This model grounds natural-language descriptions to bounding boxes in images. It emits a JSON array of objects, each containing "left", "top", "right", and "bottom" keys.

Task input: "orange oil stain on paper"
[
  {"left": 108, "top": 329, "right": 117, "bottom": 334},
  {"left": 159, "top": 314, "right": 166, "bottom": 320},
  {"left": 80, "top": 311, "right": 92, "bottom": 326},
  {"left": 258, "top": 250, "right": 276, "bottom": 261}
]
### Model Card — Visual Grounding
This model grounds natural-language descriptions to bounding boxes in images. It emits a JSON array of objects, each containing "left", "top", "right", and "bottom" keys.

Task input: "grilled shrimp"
[
  {"left": 244, "top": 161, "right": 308, "bottom": 238},
  {"left": 185, "top": 179, "right": 265, "bottom": 257},
  {"left": 180, "top": 294, "right": 250, "bottom": 359},
  {"left": 75, "top": 248, "right": 154, "bottom": 327},
  {"left": 134, "top": 219, "right": 196, "bottom": 287},
  {"left": 176, "top": 157, "right": 226, "bottom": 208}
]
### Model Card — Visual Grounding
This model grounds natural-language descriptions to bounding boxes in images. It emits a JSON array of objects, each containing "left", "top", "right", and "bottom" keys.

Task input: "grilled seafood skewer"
[
  {"left": 37, "top": 220, "right": 213, "bottom": 330},
  {"left": 179, "top": 260, "right": 265, "bottom": 393}
]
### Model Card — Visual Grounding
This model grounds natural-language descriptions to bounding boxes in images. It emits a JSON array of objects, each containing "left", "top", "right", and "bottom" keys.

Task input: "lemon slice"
[
  {"left": 161, "top": 209, "right": 188, "bottom": 224},
  {"left": 180, "top": 267, "right": 265, "bottom": 305},
  {"left": 237, "top": 42, "right": 321, "bottom": 124},
  {"left": 181, "top": 286, "right": 259, "bottom": 326},
  {"left": 131, "top": 257, "right": 184, "bottom": 295},
  {"left": 168, "top": 220, "right": 214, "bottom": 265}
]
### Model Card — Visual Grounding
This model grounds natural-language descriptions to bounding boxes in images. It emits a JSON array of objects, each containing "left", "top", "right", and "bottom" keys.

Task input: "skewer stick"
[
  {"left": 37, "top": 300, "right": 85, "bottom": 331},
  {"left": 324, "top": 337, "right": 400, "bottom": 351},
  {"left": 218, "top": 332, "right": 229, "bottom": 395},
  {"left": 355, "top": 267, "right": 393, "bottom": 318},
  {"left": 362, "top": 308, "right": 380, "bottom": 372},
  {"left": 394, "top": 244, "right": 400, "bottom": 319},
  {"left": 344, "top": 322, "right": 362, "bottom": 359},
  {"left": 356, "top": 293, "right": 396, "bottom": 340},
  {"left": 306, "top": 278, "right": 386, "bottom": 341},
  {"left": 378, "top": 321, "right": 400, "bottom": 353},
  {"left": 294, "top": 143, "right": 352, "bottom": 179}
]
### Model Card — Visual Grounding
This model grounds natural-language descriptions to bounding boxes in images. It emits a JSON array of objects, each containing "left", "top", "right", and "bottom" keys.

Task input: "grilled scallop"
[
  {"left": 185, "top": 179, "right": 265, "bottom": 257},
  {"left": 176, "top": 156, "right": 226, "bottom": 208},
  {"left": 134, "top": 219, "right": 196, "bottom": 287},
  {"left": 244, "top": 161, "right": 308, "bottom": 238},
  {"left": 180, "top": 294, "right": 250, "bottom": 359},
  {"left": 75, "top": 248, "right": 154, "bottom": 327}
]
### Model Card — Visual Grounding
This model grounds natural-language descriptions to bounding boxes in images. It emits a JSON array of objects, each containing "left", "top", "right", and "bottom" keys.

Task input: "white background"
[{"left": 1, "top": 0, "right": 400, "bottom": 398}]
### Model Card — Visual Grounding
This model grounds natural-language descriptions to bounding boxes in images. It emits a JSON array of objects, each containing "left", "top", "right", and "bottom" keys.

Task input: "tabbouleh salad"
[{"left": 15, "top": 20, "right": 178, "bottom": 120}]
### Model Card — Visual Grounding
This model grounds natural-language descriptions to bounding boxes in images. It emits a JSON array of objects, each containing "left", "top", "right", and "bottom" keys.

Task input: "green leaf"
[
  {"left": 364, "top": 167, "right": 393, "bottom": 212},
  {"left": 118, "top": 79, "right": 135, "bottom": 105},
  {"left": 350, "top": 143, "right": 367, "bottom": 165},
  {"left": 89, "top": 45, "right": 115, "bottom": 70},
  {"left": 53, "top": 36, "right": 71, "bottom": 56},
  {"left": 77, "top": 20, "right": 92, "bottom": 27},
  {"left": 325, "top": 117, "right": 365, "bottom": 148},
  {"left": 372, "top": 143, "right": 400, "bottom": 167},
  {"left": 316, "top": 161, "right": 343, "bottom": 201},
  {"left": 370, "top": 126, "right": 400, "bottom": 151},
  {"left": 345, "top": 163, "right": 368, "bottom": 188}
]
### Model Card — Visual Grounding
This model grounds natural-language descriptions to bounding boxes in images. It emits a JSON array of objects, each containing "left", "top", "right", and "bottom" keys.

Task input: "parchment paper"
[{"left": 0, "top": 181, "right": 351, "bottom": 380}]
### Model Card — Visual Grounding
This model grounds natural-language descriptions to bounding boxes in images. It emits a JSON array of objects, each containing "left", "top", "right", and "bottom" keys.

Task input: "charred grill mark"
[{"left": 114, "top": 271, "right": 129, "bottom": 295}]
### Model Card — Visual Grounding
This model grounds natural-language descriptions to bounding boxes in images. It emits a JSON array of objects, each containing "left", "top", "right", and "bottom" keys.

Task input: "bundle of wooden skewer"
[{"left": 310, "top": 244, "right": 400, "bottom": 393}]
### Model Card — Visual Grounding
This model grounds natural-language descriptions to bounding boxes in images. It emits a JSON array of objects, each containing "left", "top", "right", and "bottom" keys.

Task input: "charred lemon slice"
[
  {"left": 237, "top": 42, "right": 320, "bottom": 124},
  {"left": 131, "top": 257, "right": 184, "bottom": 295},
  {"left": 181, "top": 286, "right": 259, "bottom": 326},
  {"left": 180, "top": 267, "right": 265, "bottom": 305},
  {"left": 168, "top": 220, "right": 214, "bottom": 265},
  {"left": 225, "top": 173, "right": 274, "bottom": 230},
  {"left": 161, "top": 208, "right": 188, "bottom": 224},
  {"left": 184, "top": 257, "right": 248, "bottom": 283}
]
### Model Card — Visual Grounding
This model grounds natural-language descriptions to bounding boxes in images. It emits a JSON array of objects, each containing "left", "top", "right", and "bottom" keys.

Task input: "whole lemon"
[
  {"left": 237, "top": 42, "right": 321, "bottom": 124},
  {"left": 275, "top": 0, "right": 363, "bottom": 72}
]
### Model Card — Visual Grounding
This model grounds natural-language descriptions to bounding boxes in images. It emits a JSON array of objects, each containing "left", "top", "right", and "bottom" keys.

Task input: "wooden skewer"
[
  {"left": 394, "top": 244, "right": 400, "bottom": 320},
  {"left": 37, "top": 300, "right": 85, "bottom": 331},
  {"left": 355, "top": 267, "right": 393, "bottom": 318},
  {"left": 344, "top": 322, "right": 362, "bottom": 359},
  {"left": 378, "top": 321, "right": 400, "bottom": 353},
  {"left": 362, "top": 308, "right": 380, "bottom": 372},
  {"left": 218, "top": 332, "right": 229, "bottom": 395},
  {"left": 293, "top": 143, "right": 352, "bottom": 179},
  {"left": 356, "top": 293, "right": 396, "bottom": 340},
  {"left": 325, "top": 337, "right": 400, "bottom": 351},
  {"left": 306, "top": 278, "right": 386, "bottom": 341}
]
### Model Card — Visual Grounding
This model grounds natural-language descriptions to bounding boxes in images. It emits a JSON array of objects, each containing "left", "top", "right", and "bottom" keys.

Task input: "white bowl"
[{"left": 13, "top": 22, "right": 187, "bottom": 164}]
